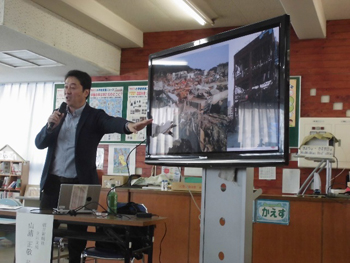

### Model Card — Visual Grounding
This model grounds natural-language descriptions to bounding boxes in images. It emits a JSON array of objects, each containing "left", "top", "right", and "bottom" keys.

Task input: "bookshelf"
[{"left": 0, "top": 145, "right": 29, "bottom": 198}]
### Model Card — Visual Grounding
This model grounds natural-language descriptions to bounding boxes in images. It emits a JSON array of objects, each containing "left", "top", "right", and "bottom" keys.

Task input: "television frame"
[{"left": 145, "top": 15, "right": 290, "bottom": 167}]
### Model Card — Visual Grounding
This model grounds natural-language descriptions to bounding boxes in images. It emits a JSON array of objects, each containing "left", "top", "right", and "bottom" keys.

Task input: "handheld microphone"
[{"left": 48, "top": 102, "right": 67, "bottom": 130}]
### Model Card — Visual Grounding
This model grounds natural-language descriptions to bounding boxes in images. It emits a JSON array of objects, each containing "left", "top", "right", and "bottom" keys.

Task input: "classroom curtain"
[{"left": 0, "top": 82, "right": 55, "bottom": 185}]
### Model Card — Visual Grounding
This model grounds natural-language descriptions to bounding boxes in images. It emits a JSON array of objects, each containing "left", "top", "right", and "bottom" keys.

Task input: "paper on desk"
[
  {"left": 0, "top": 204, "right": 22, "bottom": 210},
  {"left": 131, "top": 177, "right": 148, "bottom": 186},
  {"left": 131, "top": 174, "right": 173, "bottom": 186}
]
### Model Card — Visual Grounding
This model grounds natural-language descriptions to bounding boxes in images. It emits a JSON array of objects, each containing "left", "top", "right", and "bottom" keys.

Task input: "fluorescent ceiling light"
[
  {"left": 0, "top": 50, "right": 63, "bottom": 68},
  {"left": 175, "top": 0, "right": 214, "bottom": 26}
]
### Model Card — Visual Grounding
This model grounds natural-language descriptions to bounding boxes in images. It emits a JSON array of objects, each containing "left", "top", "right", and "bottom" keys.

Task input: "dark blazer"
[{"left": 35, "top": 103, "right": 130, "bottom": 191}]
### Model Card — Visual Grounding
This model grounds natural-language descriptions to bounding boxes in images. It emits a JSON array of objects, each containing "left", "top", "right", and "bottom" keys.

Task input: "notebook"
[{"left": 54, "top": 184, "right": 101, "bottom": 214}]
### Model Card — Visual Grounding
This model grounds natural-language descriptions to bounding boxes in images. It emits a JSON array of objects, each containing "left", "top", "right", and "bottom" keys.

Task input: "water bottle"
[
  {"left": 161, "top": 180, "right": 168, "bottom": 191},
  {"left": 108, "top": 184, "right": 118, "bottom": 215}
]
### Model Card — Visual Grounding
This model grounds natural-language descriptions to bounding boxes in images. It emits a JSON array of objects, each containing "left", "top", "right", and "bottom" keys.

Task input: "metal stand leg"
[
  {"left": 199, "top": 167, "right": 257, "bottom": 263},
  {"left": 297, "top": 161, "right": 326, "bottom": 196},
  {"left": 297, "top": 158, "right": 333, "bottom": 196},
  {"left": 325, "top": 160, "right": 332, "bottom": 195}
]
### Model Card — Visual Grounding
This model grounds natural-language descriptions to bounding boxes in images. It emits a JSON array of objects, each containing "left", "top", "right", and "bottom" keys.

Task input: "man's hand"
[
  {"left": 47, "top": 110, "right": 65, "bottom": 130},
  {"left": 127, "top": 119, "right": 153, "bottom": 133}
]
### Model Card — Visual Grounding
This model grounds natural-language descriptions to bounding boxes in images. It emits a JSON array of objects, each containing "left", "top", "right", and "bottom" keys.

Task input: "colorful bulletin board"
[
  {"left": 289, "top": 76, "right": 301, "bottom": 148},
  {"left": 54, "top": 81, "right": 148, "bottom": 144}
]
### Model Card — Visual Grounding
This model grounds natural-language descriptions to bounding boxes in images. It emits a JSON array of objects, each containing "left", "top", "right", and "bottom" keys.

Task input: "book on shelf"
[
  {"left": 2, "top": 176, "right": 9, "bottom": 188},
  {"left": 11, "top": 163, "right": 22, "bottom": 175},
  {"left": 7, "top": 180, "right": 17, "bottom": 189},
  {"left": 0, "top": 161, "right": 11, "bottom": 174}
]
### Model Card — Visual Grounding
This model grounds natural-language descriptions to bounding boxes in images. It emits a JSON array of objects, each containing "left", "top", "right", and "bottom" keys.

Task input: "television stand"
[{"left": 199, "top": 167, "right": 261, "bottom": 263}]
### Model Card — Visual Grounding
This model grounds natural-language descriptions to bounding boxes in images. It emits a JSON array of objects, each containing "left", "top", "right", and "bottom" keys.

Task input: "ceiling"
[{"left": 1, "top": 0, "right": 350, "bottom": 84}]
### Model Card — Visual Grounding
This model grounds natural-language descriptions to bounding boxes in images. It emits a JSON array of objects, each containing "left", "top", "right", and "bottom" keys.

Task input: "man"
[{"left": 35, "top": 70, "right": 152, "bottom": 263}]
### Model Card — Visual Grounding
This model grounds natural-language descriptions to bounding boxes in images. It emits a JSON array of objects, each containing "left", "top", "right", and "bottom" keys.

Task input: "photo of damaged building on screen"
[
  {"left": 227, "top": 29, "right": 280, "bottom": 150},
  {"left": 148, "top": 28, "right": 280, "bottom": 156}
]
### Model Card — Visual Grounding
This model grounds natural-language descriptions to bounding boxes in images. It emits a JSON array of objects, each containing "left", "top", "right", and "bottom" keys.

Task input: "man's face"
[{"left": 64, "top": 76, "right": 89, "bottom": 109}]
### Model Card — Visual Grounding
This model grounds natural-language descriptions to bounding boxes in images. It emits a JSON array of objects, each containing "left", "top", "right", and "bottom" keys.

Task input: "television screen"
[{"left": 145, "top": 15, "right": 290, "bottom": 167}]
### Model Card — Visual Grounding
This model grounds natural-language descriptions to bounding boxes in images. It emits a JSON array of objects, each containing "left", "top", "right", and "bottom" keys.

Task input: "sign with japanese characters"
[
  {"left": 255, "top": 199, "right": 290, "bottom": 225},
  {"left": 299, "top": 145, "right": 334, "bottom": 159},
  {"left": 15, "top": 211, "right": 54, "bottom": 263},
  {"left": 125, "top": 85, "right": 148, "bottom": 142}
]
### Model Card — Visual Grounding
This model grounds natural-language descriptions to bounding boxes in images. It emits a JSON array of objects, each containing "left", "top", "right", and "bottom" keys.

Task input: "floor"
[{"left": 0, "top": 238, "right": 69, "bottom": 263}]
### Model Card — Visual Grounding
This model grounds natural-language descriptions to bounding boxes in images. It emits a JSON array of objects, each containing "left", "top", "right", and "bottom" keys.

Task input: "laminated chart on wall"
[
  {"left": 108, "top": 144, "right": 136, "bottom": 175},
  {"left": 90, "top": 86, "right": 124, "bottom": 142},
  {"left": 54, "top": 88, "right": 66, "bottom": 109},
  {"left": 125, "top": 85, "right": 148, "bottom": 142},
  {"left": 289, "top": 76, "right": 301, "bottom": 148}
]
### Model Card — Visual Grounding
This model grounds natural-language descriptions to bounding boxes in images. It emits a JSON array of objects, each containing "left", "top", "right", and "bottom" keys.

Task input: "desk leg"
[
  {"left": 125, "top": 227, "right": 131, "bottom": 263},
  {"left": 147, "top": 225, "right": 155, "bottom": 263}
]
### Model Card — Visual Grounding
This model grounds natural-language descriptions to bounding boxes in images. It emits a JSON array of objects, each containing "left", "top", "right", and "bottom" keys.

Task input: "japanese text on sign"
[
  {"left": 255, "top": 199, "right": 290, "bottom": 225},
  {"left": 16, "top": 212, "right": 54, "bottom": 263}
]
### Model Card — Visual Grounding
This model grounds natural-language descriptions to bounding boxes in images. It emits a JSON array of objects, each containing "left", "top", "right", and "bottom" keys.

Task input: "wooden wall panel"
[
  {"left": 92, "top": 20, "right": 350, "bottom": 195},
  {"left": 130, "top": 191, "right": 192, "bottom": 263},
  {"left": 252, "top": 200, "right": 322, "bottom": 263},
  {"left": 188, "top": 195, "right": 201, "bottom": 263},
  {"left": 322, "top": 201, "right": 350, "bottom": 263}
]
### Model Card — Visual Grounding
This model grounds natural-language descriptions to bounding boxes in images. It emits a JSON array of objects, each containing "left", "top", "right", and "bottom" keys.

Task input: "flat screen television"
[{"left": 145, "top": 15, "right": 290, "bottom": 167}]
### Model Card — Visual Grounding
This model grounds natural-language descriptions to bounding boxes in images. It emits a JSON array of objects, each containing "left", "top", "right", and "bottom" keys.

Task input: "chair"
[
  {"left": 0, "top": 198, "right": 22, "bottom": 244},
  {"left": 0, "top": 198, "right": 22, "bottom": 206},
  {"left": 80, "top": 202, "right": 148, "bottom": 263},
  {"left": 53, "top": 236, "right": 68, "bottom": 263},
  {"left": 80, "top": 247, "right": 143, "bottom": 263}
]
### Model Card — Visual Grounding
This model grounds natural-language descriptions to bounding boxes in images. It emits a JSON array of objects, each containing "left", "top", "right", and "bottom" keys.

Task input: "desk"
[
  {"left": 15, "top": 196, "right": 40, "bottom": 207},
  {"left": 0, "top": 207, "right": 167, "bottom": 263}
]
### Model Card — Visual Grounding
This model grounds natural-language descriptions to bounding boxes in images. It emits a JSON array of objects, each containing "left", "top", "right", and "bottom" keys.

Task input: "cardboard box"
[
  {"left": 171, "top": 182, "right": 202, "bottom": 192},
  {"left": 102, "top": 175, "right": 128, "bottom": 188}
]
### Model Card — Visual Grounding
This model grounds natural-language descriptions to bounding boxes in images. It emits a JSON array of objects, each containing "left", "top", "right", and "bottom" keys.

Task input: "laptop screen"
[{"left": 56, "top": 184, "right": 101, "bottom": 213}]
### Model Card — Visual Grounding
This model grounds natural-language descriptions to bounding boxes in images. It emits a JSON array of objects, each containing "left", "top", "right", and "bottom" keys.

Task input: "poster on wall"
[
  {"left": 125, "top": 85, "right": 148, "bottom": 142},
  {"left": 90, "top": 86, "right": 124, "bottom": 142},
  {"left": 107, "top": 144, "right": 136, "bottom": 175},
  {"left": 289, "top": 76, "right": 301, "bottom": 148},
  {"left": 54, "top": 87, "right": 65, "bottom": 109},
  {"left": 54, "top": 80, "right": 148, "bottom": 143}
]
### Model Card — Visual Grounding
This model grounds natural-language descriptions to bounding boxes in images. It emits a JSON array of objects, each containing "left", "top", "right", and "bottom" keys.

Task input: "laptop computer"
[{"left": 54, "top": 184, "right": 101, "bottom": 214}]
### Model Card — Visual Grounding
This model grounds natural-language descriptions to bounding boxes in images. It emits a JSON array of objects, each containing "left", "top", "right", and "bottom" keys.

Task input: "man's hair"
[{"left": 65, "top": 70, "right": 92, "bottom": 95}]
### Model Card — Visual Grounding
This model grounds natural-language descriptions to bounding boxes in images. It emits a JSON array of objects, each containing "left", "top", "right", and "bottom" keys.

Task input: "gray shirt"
[{"left": 50, "top": 104, "right": 85, "bottom": 178}]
